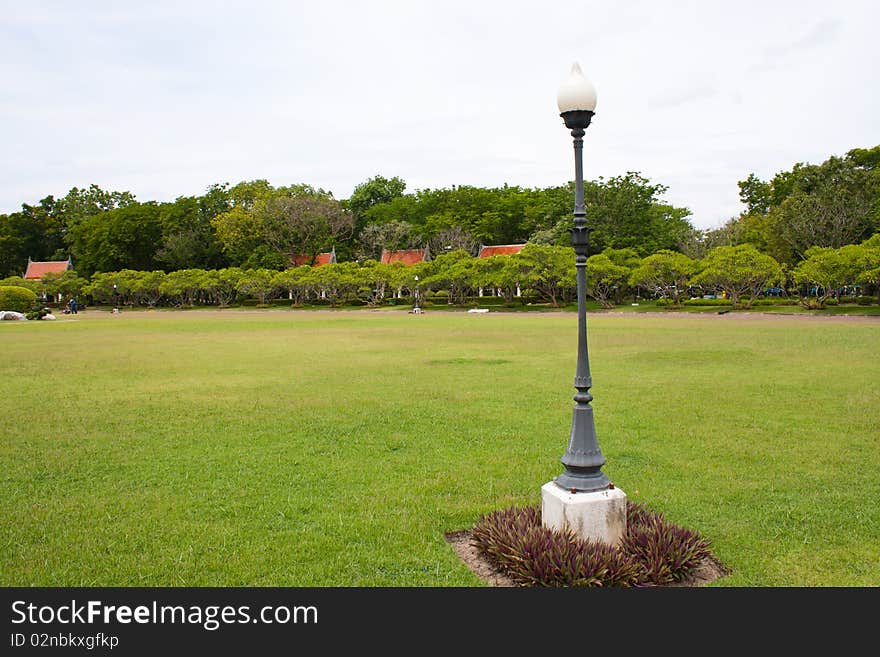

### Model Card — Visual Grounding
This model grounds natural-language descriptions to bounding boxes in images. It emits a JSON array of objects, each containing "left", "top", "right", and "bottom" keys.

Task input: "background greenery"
[
  {"left": 2, "top": 145, "right": 877, "bottom": 279},
  {"left": 3, "top": 146, "right": 878, "bottom": 316},
  {"left": 1, "top": 310, "right": 876, "bottom": 586}
]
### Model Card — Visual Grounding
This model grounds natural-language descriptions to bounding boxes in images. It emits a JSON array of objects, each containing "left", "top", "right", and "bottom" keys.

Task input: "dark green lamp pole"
[
  {"left": 554, "top": 63, "right": 610, "bottom": 493},
  {"left": 413, "top": 275, "right": 420, "bottom": 313}
]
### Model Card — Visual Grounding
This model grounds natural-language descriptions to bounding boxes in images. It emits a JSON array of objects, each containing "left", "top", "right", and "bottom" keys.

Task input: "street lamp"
[
  {"left": 554, "top": 62, "right": 609, "bottom": 493},
  {"left": 413, "top": 275, "right": 421, "bottom": 314},
  {"left": 113, "top": 283, "right": 118, "bottom": 314},
  {"left": 541, "top": 63, "right": 625, "bottom": 546}
]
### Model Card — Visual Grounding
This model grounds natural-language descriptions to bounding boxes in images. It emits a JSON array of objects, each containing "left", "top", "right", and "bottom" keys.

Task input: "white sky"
[{"left": 2, "top": 0, "right": 878, "bottom": 230}]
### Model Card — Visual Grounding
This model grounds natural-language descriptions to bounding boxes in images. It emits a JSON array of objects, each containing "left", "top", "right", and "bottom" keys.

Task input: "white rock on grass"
[{"left": 0, "top": 311, "right": 27, "bottom": 320}]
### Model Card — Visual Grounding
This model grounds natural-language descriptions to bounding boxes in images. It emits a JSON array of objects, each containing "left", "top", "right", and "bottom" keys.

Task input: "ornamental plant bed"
[{"left": 448, "top": 502, "right": 728, "bottom": 587}]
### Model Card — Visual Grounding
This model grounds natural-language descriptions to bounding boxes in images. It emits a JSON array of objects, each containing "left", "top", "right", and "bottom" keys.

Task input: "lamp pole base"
[{"left": 541, "top": 481, "right": 627, "bottom": 546}]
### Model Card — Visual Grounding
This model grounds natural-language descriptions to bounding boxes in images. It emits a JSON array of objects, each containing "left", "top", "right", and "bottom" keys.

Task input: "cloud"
[
  {"left": 750, "top": 18, "right": 841, "bottom": 71},
  {"left": 651, "top": 78, "right": 718, "bottom": 109}
]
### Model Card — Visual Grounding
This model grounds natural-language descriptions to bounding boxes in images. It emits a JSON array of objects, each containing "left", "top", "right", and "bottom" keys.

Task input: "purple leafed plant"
[
  {"left": 470, "top": 501, "right": 713, "bottom": 587},
  {"left": 621, "top": 502, "right": 712, "bottom": 586}
]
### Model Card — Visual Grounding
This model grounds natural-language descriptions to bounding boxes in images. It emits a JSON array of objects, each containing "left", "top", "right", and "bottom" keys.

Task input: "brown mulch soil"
[{"left": 445, "top": 529, "right": 730, "bottom": 588}]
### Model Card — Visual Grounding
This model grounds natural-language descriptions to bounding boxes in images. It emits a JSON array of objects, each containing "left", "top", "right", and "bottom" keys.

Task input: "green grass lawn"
[{"left": 1, "top": 309, "right": 877, "bottom": 586}]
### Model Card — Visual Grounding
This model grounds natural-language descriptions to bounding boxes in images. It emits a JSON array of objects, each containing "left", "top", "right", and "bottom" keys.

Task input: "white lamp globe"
[{"left": 557, "top": 62, "right": 597, "bottom": 113}]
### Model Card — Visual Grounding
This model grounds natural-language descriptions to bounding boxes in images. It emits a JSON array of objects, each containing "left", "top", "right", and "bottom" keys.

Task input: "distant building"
[
  {"left": 24, "top": 256, "right": 73, "bottom": 280},
  {"left": 477, "top": 244, "right": 526, "bottom": 258},
  {"left": 22, "top": 257, "right": 73, "bottom": 303},
  {"left": 380, "top": 246, "right": 430, "bottom": 265},
  {"left": 291, "top": 248, "right": 337, "bottom": 267},
  {"left": 378, "top": 247, "right": 430, "bottom": 300}
]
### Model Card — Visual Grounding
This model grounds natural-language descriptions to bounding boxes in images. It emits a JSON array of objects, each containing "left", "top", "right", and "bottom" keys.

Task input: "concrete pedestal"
[{"left": 541, "top": 481, "right": 627, "bottom": 545}]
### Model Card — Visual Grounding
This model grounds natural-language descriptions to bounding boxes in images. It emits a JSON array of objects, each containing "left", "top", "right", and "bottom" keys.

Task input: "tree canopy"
[
  {"left": 2, "top": 145, "right": 878, "bottom": 293},
  {"left": 705, "top": 146, "right": 880, "bottom": 266}
]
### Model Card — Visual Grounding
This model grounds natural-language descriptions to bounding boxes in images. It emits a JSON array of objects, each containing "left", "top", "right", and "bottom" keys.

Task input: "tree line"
[
  {"left": 0, "top": 173, "right": 695, "bottom": 279},
  {"left": 3, "top": 237, "right": 878, "bottom": 310},
  {"left": 1, "top": 145, "right": 877, "bottom": 292}
]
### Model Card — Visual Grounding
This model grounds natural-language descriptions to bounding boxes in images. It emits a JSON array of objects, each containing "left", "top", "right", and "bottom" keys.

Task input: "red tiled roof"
[
  {"left": 291, "top": 252, "right": 335, "bottom": 267},
  {"left": 478, "top": 244, "right": 526, "bottom": 258},
  {"left": 380, "top": 248, "right": 428, "bottom": 265},
  {"left": 24, "top": 258, "right": 72, "bottom": 279}
]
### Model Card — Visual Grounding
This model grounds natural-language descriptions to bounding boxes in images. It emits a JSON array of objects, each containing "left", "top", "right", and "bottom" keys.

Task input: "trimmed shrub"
[
  {"left": 838, "top": 296, "right": 874, "bottom": 306},
  {"left": 26, "top": 307, "right": 52, "bottom": 320},
  {"left": 682, "top": 297, "right": 733, "bottom": 306},
  {"left": 752, "top": 297, "right": 796, "bottom": 306},
  {"left": 0, "top": 286, "right": 37, "bottom": 313},
  {"left": 465, "top": 295, "right": 508, "bottom": 306}
]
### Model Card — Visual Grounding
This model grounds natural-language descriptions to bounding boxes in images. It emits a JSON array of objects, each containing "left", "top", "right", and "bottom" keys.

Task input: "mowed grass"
[{"left": 1, "top": 310, "right": 877, "bottom": 586}]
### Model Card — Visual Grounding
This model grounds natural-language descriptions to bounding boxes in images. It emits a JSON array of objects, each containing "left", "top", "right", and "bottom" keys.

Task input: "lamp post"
[
  {"left": 553, "top": 62, "right": 610, "bottom": 493},
  {"left": 541, "top": 63, "right": 626, "bottom": 547},
  {"left": 113, "top": 283, "right": 118, "bottom": 314},
  {"left": 413, "top": 275, "right": 421, "bottom": 314}
]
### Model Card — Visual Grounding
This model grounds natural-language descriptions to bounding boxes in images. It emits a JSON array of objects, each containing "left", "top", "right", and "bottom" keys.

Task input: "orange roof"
[
  {"left": 24, "top": 258, "right": 72, "bottom": 279},
  {"left": 478, "top": 244, "right": 526, "bottom": 258},
  {"left": 291, "top": 251, "right": 335, "bottom": 267},
  {"left": 380, "top": 248, "right": 428, "bottom": 265}
]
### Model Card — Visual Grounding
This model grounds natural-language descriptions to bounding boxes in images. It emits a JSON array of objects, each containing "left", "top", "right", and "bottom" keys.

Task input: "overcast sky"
[{"left": 2, "top": 1, "right": 878, "bottom": 230}]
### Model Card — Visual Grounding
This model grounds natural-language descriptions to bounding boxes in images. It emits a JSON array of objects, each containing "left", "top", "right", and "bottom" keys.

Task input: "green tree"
[
  {"left": 691, "top": 245, "right": 783, "bottom": 308},
  {"left": 58, "top": 185, "right": 136, "bottom": 226},
  {"left": 159, "top": 269, "right": 207, "bottom": 306},
  {"left": 771, "top": 160, "right": 874, "bottom": 259},
  {"left": 472, "top": 255, "right": 522, "bottom": 305},
  {"left": 738, "top": 173, "right": 773, "bottom": 216},
  {"left": 42, "top": 270, "right": 86, "bottom": 304},
  {"left": 512, "top": 244, "right": 575, "bottom": 306},
  {"left": 67, "top": 203, "right": 164, "bottom": 276},
  {"left": 201, "top": 268, "right": 243, "bottom": 307},
  {"left": 0, "top": 185, "right": 136, "bottom": 278},
  {"left": 272, "top": 266, "right": 313, "bottom": 306},
  {"left": 309, "top": 262, "right": 363, "bottom": 306},
  {"left": 737, "top": 147, "right": 879, "bottom": 264},
  {"left": 235, "top": 269, "right": 277, "bottom": 305},
  {"left": 211, "top": 183, "right": 353, "bottom": 268},
  {"left": 128, "top": 271, "right": 167, "bottom": 307},
  {"left": 422, "top": 249, "right": 476, "bottom": 305},
  {"left": 584, "top": 253, "right": 630, "bottom": 309},
  {"left": 584, "top": 173, "right": 693, "bottom": 255},
  {"left": 355, "top": 221, "right": 420, "bottom": 261},
  {"left": 347, "top": 175, "right": 407, "bottom": 234},
  {"left": 83, "top": 272, "right": 126, "bottom": 305},
  {"left": 629, "top": 250, "right": 698, "bottom": 306},
  {"left": 430, "top": 226, "right": 479, "bottom": 257},
  {"left": 260, "top": 193, "right": 354, "bottom": 264},
  {"left": 227, "top": 180, "right": 274, "bottom": 210},
  {"left": 156, "top": 192, "right": 228, "bottom": 271},
  {"left": 211, "top": 206, "right": 268, "bottom": 266},
  {"left": 791, "top": 246, "right": 862, "bottom": 308},
  {"left": 355, "top": 261, "right": 398, "bottom": 306},
  {"left": 386, "top": 261, "right": 424, "bottom": 300},
  {"left": 854, "top": 234, "right": 880, "bottom": 303}
]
